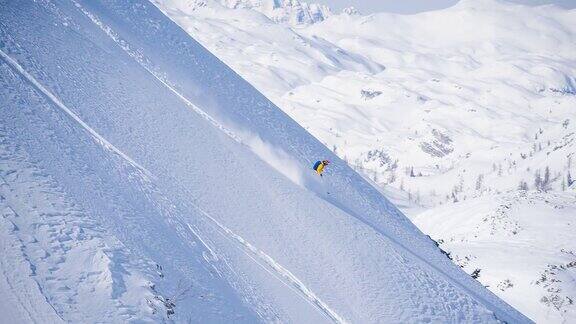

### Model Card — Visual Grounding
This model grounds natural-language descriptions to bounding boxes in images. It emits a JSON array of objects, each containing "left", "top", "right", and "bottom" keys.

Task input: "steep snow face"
[
  {"left": 158, "top": 0, "right": 576, "bottom": 203},
  {"left": 0, "top": 0, "right": 530, "bottom": 323},
  {"left": 150, "top": 0, "right": 574, "bottom": 321}
]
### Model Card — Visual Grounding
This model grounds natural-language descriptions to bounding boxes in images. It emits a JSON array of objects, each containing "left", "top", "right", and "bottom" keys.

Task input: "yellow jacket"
[{"left": 315, "top": 162, "right": 326, "bottom": 175}]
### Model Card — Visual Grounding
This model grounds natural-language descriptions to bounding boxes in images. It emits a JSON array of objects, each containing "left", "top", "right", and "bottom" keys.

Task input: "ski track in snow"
[
  {"left": 65, "top": 6, "right": 350, "bottom": 320},
  {"left": 70, "top": 7, "right": 401, "bottom": 320},
  {"left": 155, "top": 3, "right": 575, "bottom": 320},
  {"left": 186, "top": 205, "right": 347, "bottom": 324},
  {"left": 61, "top": 4, "right": 347, "bottom": 320},
  {"left": 0, "top": 0, "right": 534, "bottom": 322},
  {"left": 0, "top": 59, "right": 264, "bottom": 321},
  {"left": 0, "top": 28, "right": 327, "bottom": 322},
  {"left": 0, "top": 48, "right": 153, "bottom": 182},
  {"left": 71, "top": 0, "right": 244, "bottom": 145},
  {"left": 67, "top": 3, "right": 529, "bottom": 322}
]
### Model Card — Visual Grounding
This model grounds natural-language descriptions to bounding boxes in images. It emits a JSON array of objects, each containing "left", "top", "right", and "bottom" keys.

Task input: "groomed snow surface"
[{"left": 0, "top": 0, "right": 532, "bottom": 323}]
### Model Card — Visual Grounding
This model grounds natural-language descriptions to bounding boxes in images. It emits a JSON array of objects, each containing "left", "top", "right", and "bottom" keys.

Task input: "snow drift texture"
[{"left": 0, "top": 0, "right": 530, "bottom": 323}]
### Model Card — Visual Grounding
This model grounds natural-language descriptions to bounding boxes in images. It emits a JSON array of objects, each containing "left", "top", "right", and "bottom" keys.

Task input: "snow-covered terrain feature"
[
  {"left": 221, "top": 0, "right": 332, "bottom": 25},
  {"left": 153, "top": 0, "right": 575, "bottom": 203},
  {"left": 0, "top": 0, "right": 531, "bottom": 323},
  {"left": 414, "top": 191, "right": 576, "bottom": 323},
  {"left": 151, "top": 0, "right": 575, "bottom": 321}
]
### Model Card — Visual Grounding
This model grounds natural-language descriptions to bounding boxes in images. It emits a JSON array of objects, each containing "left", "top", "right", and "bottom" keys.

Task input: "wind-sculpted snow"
[{"left": 0, "top": 0, "right": 530, "bottom": 322}]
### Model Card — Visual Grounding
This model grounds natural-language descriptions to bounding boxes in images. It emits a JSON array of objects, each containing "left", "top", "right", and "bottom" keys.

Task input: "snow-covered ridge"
[
  {"left": 1, "top": 0, "right": 530, "bottom": 322},
  {"left": 162, "top": 0, "right": 334, "bottom": 25},
  {"left": 222, "top": 0, "right": 332, "bottom": 25}
]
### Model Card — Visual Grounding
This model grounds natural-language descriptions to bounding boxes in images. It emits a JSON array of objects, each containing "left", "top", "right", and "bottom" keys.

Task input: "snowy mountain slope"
[
  {"left": 221, "top": 0, "right": 332, "bottom": 25},
  {"left": 172, "top": 0, "right": 335, "bottom": 25},
  {"left": 0, "top": 127, "right": 165, "bottom": 323},
  {"left": 0, "top": 0, "right": 531, "bottom": 322},
  {"left": 413, "top": 191, "right": 576, "bottom": 323},
  {"left": 0, "top": 23, "right": 256, "bottom": 324},
  {"left": 149, "top": 0, "right": 575, "bottom": 321},
  {"left": 155, "top": 0, "right": 576, "bottom": 202},
  {"left": 295, "top": 0, "right": 576, "bottom": 203},
  {"left": 153, "top": 0, "right": 382, "bottom": 99}
]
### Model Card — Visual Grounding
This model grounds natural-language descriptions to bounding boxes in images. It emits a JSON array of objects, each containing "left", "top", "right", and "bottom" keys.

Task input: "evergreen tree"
[
  {"left": 475, "top": 174, "right": 484, "bottom": 191},
  {"left": 543, "top": 166, "right": 550, "bottom": 192},
  {"left": 534, "top": 170, "right": 542, "bottom": 191},
  {"left": 387, "top": 172, "right": 396, "bottom": 184}
]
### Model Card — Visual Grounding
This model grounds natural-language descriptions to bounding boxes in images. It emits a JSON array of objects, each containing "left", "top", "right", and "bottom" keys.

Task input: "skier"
[{"left": 313, "top": 160, "right": 330, "bottom": 177}]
